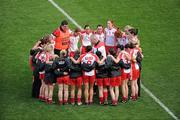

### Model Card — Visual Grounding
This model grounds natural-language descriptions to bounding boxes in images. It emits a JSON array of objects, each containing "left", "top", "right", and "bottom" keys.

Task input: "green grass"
[{"left": 0, "top": 0, "right": 180, "bottom": 119}]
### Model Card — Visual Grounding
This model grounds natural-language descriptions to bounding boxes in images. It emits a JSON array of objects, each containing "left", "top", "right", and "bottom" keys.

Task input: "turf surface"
[{"left": 0, "top": 0, "right": 179, "bottom": 119}]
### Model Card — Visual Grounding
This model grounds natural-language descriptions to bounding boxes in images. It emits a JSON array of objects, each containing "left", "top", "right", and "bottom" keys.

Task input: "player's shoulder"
[
  {"left": 80, "top": 53, "right": 86, "bottom": 58},
  {"left": 99, "top": 41, "right": 105, "bottom": 46},
  {"left": 68, "top": 29, "right": 72, "bottom": 34},
  {"left": 70, "top": 34, "right": 75, "bottom": 39},
  {"left": 52, "top": 28, "right": 60, "bottom": 37},
  {"left": 90, "top": 53, "right": 98, "bottom": 59},
  {"left": 104, "top": 28, "right": 108, "bottom": 31},
  {"left": 112, "top": 27, "right": 117, "bottom": 32}
]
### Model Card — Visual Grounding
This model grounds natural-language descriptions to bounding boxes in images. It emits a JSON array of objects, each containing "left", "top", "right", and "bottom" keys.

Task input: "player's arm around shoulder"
[{"left": 70, "top": 56, "right": 81, "bottom": 64}]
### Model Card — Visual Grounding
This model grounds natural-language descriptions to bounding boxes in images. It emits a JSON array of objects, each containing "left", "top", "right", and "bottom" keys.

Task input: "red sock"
[
  {"left": 132, "top": 96, "right": 136, "bottom": 100},
  {"left": 99, "top": 97, "right": 104, "bottom": 104},
  {"left": 89, "top": 101, "right": 93, "bottom": 104},
  {"left": 77, "top": 98, "right": 81, "bottom": 103},
  {"left": 42, "top": 96, "right": 45, "bottom": 100},
  {"left": 48, "top": 100, "right": 52, "bottom": 104},
  {"left": 125, "top": 97, "right": 128, "bottom": 101},
  {"left": 45, "top": 98, "right": 49, "bottom": 103},
  {"left": 135, "top": 94, "right": 138, "bottom": 99},
  {"left": 59, "top": 100, "right": 63, "bottom": 105},
  {"left": 71, "top": 98, "right": 75, "bottom": 103},
  {"left": 112, "top": 100, "right": 116, "bottom": 104},
  {"left": 39, "top": 96, "right": 42, "bottom": 99},
  {"left": 64, "top": 99, "right": 68, "bottom": 104},
  {"left": 103, "top": 92, "right": 108, "bottom": 100},
  {"left": 122, "top": 96, "right": 125, "bottom": 101}
]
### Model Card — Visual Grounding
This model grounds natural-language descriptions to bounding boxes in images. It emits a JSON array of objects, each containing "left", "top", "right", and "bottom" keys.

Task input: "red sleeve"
[
  {"left": 79, "top": 54, "right": 85, "bottom": 61},
  {"left": 92, "top": 30, "right": 96, "bottom": 34},
  {"left": 80, "top": 31, "right": 86, "bottom": 34},
  {"left": 52, "top": 28, "right": 60, "bottom": 37},
  {"left": 118, "top": 53, "right": 122, "bottom": 59},
  {"left": 35, "top": 52, "right": 41, "bottom": 59}
]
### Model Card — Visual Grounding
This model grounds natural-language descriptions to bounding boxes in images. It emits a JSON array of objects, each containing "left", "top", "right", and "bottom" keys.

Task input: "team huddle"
[{"left": 29, "top": 20, "right": 143, "bottom": 106}]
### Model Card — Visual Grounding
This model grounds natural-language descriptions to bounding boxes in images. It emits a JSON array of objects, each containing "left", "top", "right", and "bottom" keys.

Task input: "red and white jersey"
[
  {"left": 95, "top": 33, "right": 105, "bottom": 42},
  {"left": 104, "top": 28, "right": 116, "bottom": 46},
  {"left": 119, "top": 51, "right": 131, "bottom": 73},
  {"left": 35, "top": 52, "right": 52, "bottom": 63},
  {"left": 80, "top": 52, "right": 98, "bottom": 76},
  {"left": 49, "top": 41, "right": 55, "bottom": 54},
  {"left": 93, "top": 41, "right": 106, "bottom": 58},
  {"left": 81, "top": 32, "right": 92, "bottom": 47},
  {"left": 117, "top": 32, "right": 129, "bottom": 46},
  {"left": 69, "top": 35, "right": 80, "bottom": 52},
  {"left": 129, "top": 35, "right": 138, "bottom": 45},
  {"left": 130, "top": 48, "right": 140, "bottom": 70}
]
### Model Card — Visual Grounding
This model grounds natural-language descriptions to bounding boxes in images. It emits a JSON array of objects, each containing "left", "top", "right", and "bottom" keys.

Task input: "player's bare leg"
[
  {"left": 77, "top": 86, "right": 82, "bottom": 105},
  {"left": 48, "top": 84, "right": 54, "bottom": 104},
  {"left": 131, "top": 80, "right": 136, "bottom": 101},
  {"left": 64, "top": 84, "right": 69, "bottom": 104},
  {"left": 71, "top": 84, "right": 75, "bottom": 105},
  {"left": 115, "top": 86, "right": 119, "bottom": 105},
  {"left": 84, "top": 83, "right": 89, "bottom": 104},
  {"left": 125, "top": 79, "right": 129, "bottom": 98},
  {"left": 110, "top": 86, "right": 116, "bottom": 105},
  {"left": 39, "top": 80, "right": 45, "bottom": 101},
  {"left": 122, "top": 80, "right": 126, "bottom": 103},
  {"left": 103, "top": 87, "right": 108, "bottom": 105},
  {"left": 89, "top": 83, "right": 94, "bottom": 104},
  {"left": 135, "top": 79, "right": 138, "bottom": 99},
  {"left": 58, "top": 84, "right": 63, "bottom": 105},
  {"left": 98, "top": 86, "right": 103, "bottom": 104},
  {"left": 44, "top": 84, "right": 49, "bottom": 102}
]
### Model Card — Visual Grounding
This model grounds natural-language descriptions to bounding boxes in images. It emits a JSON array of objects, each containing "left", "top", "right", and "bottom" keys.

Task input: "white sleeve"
[
  {"left": 100, "top": 46, "right": 106, "bottom": 58},
  {"left": 51, "top": 34, "right": 56, "bottom": 40},
  {"left": 68, "top": 29, "right": 73, "bottom": 34}
]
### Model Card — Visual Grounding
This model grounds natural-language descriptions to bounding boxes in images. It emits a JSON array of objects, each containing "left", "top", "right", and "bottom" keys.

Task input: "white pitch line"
[
  {"left": 141, "top": 84, "right": 179, "bottom": 120},
  {"left": 48, "top": 0, "right": 83, "bottom": 30},
  {"left": 48, "top": 0, "right": 179, "bottom": 120}
]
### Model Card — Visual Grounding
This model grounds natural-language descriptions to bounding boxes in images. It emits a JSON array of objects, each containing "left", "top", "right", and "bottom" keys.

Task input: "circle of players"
[{"left": 29, "top": 20, "right": 143, "bottom": 106}]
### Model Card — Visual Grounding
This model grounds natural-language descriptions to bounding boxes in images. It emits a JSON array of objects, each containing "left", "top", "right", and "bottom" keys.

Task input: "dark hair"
[
  {"left": 129, "top": 43, "right": 136, "bottom": 49},
  {"left": 129, "top": 28, "right": 138, "bottom": 36},
  {"left": 84, "top": 24, "right": 90, "bottom": 29},
  {"left": 74, "top": 28, "right": 81, "bottom": 33},
  {"left": 30, "top": 49, "right": 35, "bottom": 56},
  {"left": 96, "top": 50, "right": 102, "bottom": 58},
  {"left": 114, "top": 28, "right": 123, "bottom": 38},
  {"left": 61, "top": 20, "right": 68, "bottom": 26},
  {"left": 59, "top": 50, "right": 67, "bottom": 58},
  {"left": 97, "top": 24, "right": 103, "bottom": 28},
  {"left": 109, "top": 48, "right": 117, "bottom": 57},
  {"left": 125, "top": 44, "right": 130, "bottom": 49},
  {"left": 74, "top": 50, "right": 80, "bottom": 55},
  {"left": 85, "top": 45, "right": 92, "bottom": 52},
  {"left": 74, "top": 50, "right": 80, "bottom": 59},
  {"left": 108, "top": 20, "right": 119, "bottom": 29},
  {"left": 119, "top": 45, "right": 124, "bottom": 50},
  {"left": 108, "top": 20, "right": 114, "bottom": 25},
  {"left": 39, "top": 35, "right": 51, "bottom": 46}
]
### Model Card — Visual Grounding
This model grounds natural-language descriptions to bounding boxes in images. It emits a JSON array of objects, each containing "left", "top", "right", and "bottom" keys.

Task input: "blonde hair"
[
  {"left": 59, "top": 49, "right": 67, "bottom": 57},
  {"left": 124, "top": 25, "right": 133, "bottom": 31},
  {"left": 44, "top": 43, "right": 53, "bottom": 52},
  {"left": 90, "top": 34, "right": 98, "bottom": 41}
]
